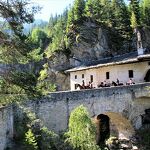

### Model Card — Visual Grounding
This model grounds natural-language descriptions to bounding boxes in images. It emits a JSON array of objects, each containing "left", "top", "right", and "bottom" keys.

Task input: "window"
[
  {"left": 75, "top": 75, "right": 77, "bottom": 79},
  {"left": 128, "top": 70, "right": 133, "bottom": 78},
  {"left": 106, "top": 72, "right": 109, "bottom": 79},
  {"left": 82, "top": 74, "right": 84, "bottom": 78},
  {"left": 90, "top": 75, "right": 93, "bottom": 82}
]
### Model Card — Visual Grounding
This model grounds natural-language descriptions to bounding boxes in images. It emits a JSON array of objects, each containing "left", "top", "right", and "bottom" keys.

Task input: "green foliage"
[
  {"left": 140, "top": 0, "right": 150, "bottom": 26},
  {"left": 25, "top": 129, "right": 38, "bottom": 150},
  {"left": 129, "top": 0, "right": 140, "bottom": 26},
  {"left": 73, "top": 0, "right": 85, "bottom": 22},
  {"left": 31, "top": 28, "right": 48, "bottom": 48},
  {"left": 130, "top": 11, "right": 138, "bottom": 28},
  {"left": 0, "top": 94, "right": 27, "bottom": 106},
  {"left": 6, "top": 70, "right": 37, "bottom": 95},
  {"left": 28, "top": 48, "right": 43, "bottom": 62},
  {"left": 36, "top": 63, "right": 56, "bottom": 95},
  {"left": 66, "top": 7, "right": 74, "bottom": 33},
  {"left": 111, "top": 0, "right": 131, "bottom": 38},
  {"left": 84, "top": 0, "right": 94, "bottom": 19},
  {"left": 39, "top": 127, "right": 59, "bottom": 150},
  {"left": 46, "top": 16, "right": 67, "bottom": 57},
  {"left": 65, "top": 105, "right": 100, "bottom": 150},
  {"left": 36, "top": 81, "right": 56, "bottom": 95},
  {"left": 0, "top": 0, "right": 41, "bottom": 64}
]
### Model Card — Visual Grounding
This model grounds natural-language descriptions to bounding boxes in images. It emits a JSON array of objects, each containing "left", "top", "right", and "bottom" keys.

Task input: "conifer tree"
[
  {"left": 84, "top": 0, "right": 94, "bottom": 19},
  {"left": 130, "top": 11, "right": 138, "bottom": 29},
  {"left": 98, "top": 0, "right": 112, "bottom": 25},
  {"left": 129, "top": 0, "right": 140, "bottom": 26},
  {"left": 73, "top": 0, "right": 85, "bottom": 22},
  {"left": 66, "top": 7, "right": 74, "bottom": 32},
  {"left": 92, "top": 0, "right": 102, "bottom": 21},
  {"left": 111, "top": 0, "right": 131, "bottom": 37},
  {"left": 140, "top": 0, "right": 150, "bottom": 26}
]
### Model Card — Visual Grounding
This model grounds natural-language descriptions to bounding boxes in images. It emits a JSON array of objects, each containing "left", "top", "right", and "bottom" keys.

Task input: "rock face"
[
  {"left": 47, "top": 51, "right": 70, "bottom": 91},
  {"left": 70, "top": 22, "right": 110, "bottom": 63}
]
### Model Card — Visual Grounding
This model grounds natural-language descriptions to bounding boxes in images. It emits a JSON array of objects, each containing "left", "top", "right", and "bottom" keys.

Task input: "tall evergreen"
[
  {"left": 66, "top": 7, "right": 74, "bottom": 32},
  {"left": 99, "top": 0, "right": 112, "bottom": 25},
  {"left": 111, "top": 0, "right": 131, "bottom": 37},
  {"left": 130, "top": 0, "right": 140, "bottom": 26},
  {"left": 140, "top": 0, "right": 150, "bottom": 26},
  {"left": 84, "top": 0, "right": 94, "bottom": 19},
  {"left": 130, "top": 11, "right": 138, "bottom": 29},
  {"left": 73, "top": 0, "right": 85, "bottom": 22}
]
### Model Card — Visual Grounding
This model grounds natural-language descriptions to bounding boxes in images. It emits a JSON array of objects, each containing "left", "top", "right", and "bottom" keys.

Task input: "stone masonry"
[{"left": 0, "top": 83, "right": 150, "bottom": 150}]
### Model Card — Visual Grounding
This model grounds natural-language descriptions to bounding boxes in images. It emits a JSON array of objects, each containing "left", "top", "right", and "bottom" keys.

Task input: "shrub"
[{"left": 65, "top": 105, "right": 100, "bottom": 150}]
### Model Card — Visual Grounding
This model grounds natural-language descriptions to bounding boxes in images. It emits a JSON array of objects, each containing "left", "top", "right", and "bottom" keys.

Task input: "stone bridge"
[
  {"left": 36, "top": 83, "right": 150, "bottom": 132},
  {"left": 0, "top": 83, "right": 150, "bottom": 150}
]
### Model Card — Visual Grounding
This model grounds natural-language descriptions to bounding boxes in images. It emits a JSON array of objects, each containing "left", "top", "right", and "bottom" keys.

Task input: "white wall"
[{"left": 70, "top": 61, "right": 150, "bottom": 90}]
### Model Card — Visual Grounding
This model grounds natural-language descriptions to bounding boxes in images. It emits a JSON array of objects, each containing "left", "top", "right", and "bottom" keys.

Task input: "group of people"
[
  {"left": 98, "top": 78, "right": 135, "bottom": 88},
  {"left": 97, "top": 78, "right": 122, "bottom": 88},
  {"left": 76, "top": 80, "right": 93, "bottom": 90},
  {"left": 76, "top": 78, "right": 135, "bottom": 90}
]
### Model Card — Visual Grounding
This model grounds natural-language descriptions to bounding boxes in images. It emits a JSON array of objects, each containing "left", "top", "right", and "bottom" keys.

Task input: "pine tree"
[
  {"left": 111, "top": 0, "right": 131, "bottom": 37},
  {"left": 130, "top": 11, "right": 138, "bottom": 29},
  {"left": 84, "top": 0, "right": 94, "bottom": 19},
  {"left": 140, "top": 0, "right": 150, "bottom": 26},
  {"left": 73, "top": 0, "right": 85, "bottom": 22},
  {"left": 97, "top": 0, "right": 112, "bottom": 25},
  {"left": 129, "top": 0, "right": 140, "bottom": 26},
  {"left": 92, "top": 0, "right": 102, "bottom": 21},
  {"left": 66, "top": 7, "right": 74, "bottom": 32}
]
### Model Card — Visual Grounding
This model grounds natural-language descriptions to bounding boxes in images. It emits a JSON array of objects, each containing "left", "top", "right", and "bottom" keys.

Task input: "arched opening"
[
  {"left": 144, "top": 69, "right": 150, "bottom": 82},
  {"left": 104, "top": 112, "right": 135, "bottom": 139},
  {"left": 94, "top": 114, "right": 110, "bottom": 146},
  {"left": 93, "top": 112, "right": 135, "bottom": 146}
]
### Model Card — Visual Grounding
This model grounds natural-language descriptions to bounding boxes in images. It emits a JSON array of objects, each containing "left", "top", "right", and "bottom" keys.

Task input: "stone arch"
[
  {"left": 93, "top": 114, "right": 110, "bottom": 146},
  {"left": 144, "top": 69, "right": 150, "bottom": 82},
  {"left": 105, "top": 112, "right": 135, "bottom": 139},
  {"left": 93, "top": 112, "right": 135, "bottom": 143}
]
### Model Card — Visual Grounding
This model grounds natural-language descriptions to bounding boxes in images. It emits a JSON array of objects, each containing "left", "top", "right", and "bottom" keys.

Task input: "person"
[
  {"left": 116, "top": 78, "right": 119, "bottom": 85},
  {"left": 82, "top": 80, "right": 85, "bottom": 88},
  {"left": 98, "top": 82, "right": 104, "bottom": 88},
  {"left": 76, "top": 84, "right": 80, "bottom": 90},
  {"left": 112, "top": 81, "right": 117, "bottom": 86},
  {"left": 127, "top": 78, "right": 135, "bottom": 85},
  {"left": 90, "top": 82, "right": 93, "bottom": 88}
]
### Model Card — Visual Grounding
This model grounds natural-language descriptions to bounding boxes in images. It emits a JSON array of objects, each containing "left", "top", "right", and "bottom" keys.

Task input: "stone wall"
[
  {"left": 0, "top": 106, "right": 13, "bottom": 150},
  {"left": 18, "top": 83, "right": 150, "bottom": 133},
  {"left": 0, "top": 83, "right": 150, "bottom": 149}
]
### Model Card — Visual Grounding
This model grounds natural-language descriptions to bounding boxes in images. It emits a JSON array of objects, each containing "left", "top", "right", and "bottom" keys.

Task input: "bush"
[
  {"left": 25, "top": 129, "right": 38, "bottom": 150},
  {"left": 65, "top": 105, "right": 100, "bottom": 150}
]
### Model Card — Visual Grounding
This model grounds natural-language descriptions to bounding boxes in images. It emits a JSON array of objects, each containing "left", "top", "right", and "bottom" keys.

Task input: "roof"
[{"left": 66, "top": 51, "right": 150, "bottom": 73}]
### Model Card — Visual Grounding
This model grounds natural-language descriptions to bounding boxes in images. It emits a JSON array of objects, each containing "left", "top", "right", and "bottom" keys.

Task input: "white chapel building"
[{"left": 66, "top": 49, "right": 150, "bottom": 91}]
